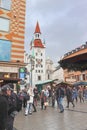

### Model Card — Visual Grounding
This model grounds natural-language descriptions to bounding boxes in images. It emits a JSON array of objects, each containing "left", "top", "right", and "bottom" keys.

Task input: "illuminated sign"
[
  {"left": 19, "top": 68, "right": 25, "bottom": 73},
  {"left": 19, "top": 73, "right": 25, "bottom": 79},
  {"left": 19, "top": 68, "right": 26, "bottom": 79}
]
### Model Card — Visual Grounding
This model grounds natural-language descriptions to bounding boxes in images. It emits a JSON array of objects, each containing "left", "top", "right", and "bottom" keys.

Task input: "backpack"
[
  {"left": 24, "top": 93, "right": 30, "bottom": 101},
  {"left": 23, "top": 91, "right": 30, "bottom": 101}
]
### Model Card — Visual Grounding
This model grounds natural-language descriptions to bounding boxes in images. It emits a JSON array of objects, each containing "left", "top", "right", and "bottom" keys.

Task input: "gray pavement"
[{"left": 14, "top": 99, "right": 87, "bottom": 130}]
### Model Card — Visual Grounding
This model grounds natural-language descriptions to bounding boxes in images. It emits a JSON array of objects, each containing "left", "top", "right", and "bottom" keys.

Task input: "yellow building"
[{"left": 0, "top": 0, "right": 26, "bottom": 85}]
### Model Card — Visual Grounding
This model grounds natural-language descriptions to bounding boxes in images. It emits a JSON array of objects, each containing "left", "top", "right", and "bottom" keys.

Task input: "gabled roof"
[
  {"left": 34, "top": 22, "right": 41, "bottom": 34},
  {"left": 34, "top": 39, "right": 45, "bottom": 48}
]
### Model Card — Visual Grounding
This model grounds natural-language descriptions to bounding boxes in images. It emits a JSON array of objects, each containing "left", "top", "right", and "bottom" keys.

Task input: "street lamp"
[{"left": 29, "top": 55, "right": 35, "bottom": 86}]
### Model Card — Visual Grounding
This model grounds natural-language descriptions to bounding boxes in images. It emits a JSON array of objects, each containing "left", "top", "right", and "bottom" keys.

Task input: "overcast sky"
[{"left": 25, "top": 0, "right": 87, "bottom": 63}]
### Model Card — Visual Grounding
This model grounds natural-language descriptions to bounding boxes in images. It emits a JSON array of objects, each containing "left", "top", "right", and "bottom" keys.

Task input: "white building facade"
[{"left": 24, "top": 22, "right": 64, "bottom": 87}]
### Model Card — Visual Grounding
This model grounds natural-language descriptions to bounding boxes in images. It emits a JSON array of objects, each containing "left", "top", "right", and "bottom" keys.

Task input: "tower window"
[
  {"left": 48, "top": 74, "right": 50, "bottom": 79},
  {"left": 41, "top": 70, "right": 43, "bottom": 73},
  {"left": 36, "top": 64, "right": 38, "bottom": 67},
  {"left": 35, "top": 34, "right": 39, "bottom": 38},
  {"left": 38, "top": 70, "right": 40, "bottom": 73},
  {"left": 38, "top": 76, "right": 41, "bottom": 80},
  {"left": 41, "top": 65, "right": 43, "bottom": 68}
]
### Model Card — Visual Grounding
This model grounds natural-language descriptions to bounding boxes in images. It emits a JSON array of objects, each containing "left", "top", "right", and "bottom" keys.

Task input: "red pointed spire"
[{"left": 34, "top": 21, "right": 41, "bottom": 34}]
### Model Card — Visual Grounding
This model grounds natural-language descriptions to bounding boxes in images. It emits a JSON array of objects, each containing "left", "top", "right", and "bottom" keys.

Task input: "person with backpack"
[{"left": 56, "top": 85, "right": 65, "bottom": 113}]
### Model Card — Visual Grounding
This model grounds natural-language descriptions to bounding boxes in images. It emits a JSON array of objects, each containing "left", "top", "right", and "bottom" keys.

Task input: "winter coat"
[
  {"left": 0, "top": 95, "right": 8, "bottom": 130},
  {"left": 66, "top": 87, "right": 73, "bottom": 102},
  {"left": 56, "top": 87, "right": 65, "bottom": 99}
]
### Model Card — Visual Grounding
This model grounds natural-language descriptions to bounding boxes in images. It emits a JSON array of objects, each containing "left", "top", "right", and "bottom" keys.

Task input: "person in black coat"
[
  {"left": 0, "top": 92, "right": 8, "bottom": 130},
  {"left": 1, "top": 84, "right": 18, "bottom": 130},
  {"left": 66, "top": 86, "right": 75, "bottom": 108}
]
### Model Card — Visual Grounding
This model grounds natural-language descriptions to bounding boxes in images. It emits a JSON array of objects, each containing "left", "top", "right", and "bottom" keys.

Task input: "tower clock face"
[{"left": 37, "top": 59, "right": 41, "bottom": 65}]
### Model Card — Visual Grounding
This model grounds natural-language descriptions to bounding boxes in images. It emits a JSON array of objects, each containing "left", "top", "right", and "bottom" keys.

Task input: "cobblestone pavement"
[{"left": 14, "top": 99, "right": 87, "bottom": 130}]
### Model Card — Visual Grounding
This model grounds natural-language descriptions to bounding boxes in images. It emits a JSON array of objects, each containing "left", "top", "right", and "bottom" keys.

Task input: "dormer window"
[{"left": 38, "top": 34, "right": 39, "bottom": 38}]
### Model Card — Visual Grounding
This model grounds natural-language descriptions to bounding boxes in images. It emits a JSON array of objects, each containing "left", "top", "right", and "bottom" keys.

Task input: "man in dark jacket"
[
  {"left": 66, "top": 86, "right": 75, "bottom": 108},
  {"left": 1, "top": 84, "right": 17, "bottom": 130},
  {"left": 0, "top": 91, "right": 8, "bottom": 130},
  {"left": 56, "top": 85, "right": 65, "bottom": 113}
]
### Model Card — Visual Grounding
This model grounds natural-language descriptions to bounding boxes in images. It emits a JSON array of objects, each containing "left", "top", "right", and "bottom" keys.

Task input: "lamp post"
[{"left": 29, "top": 55, "right": 35, "bottom": 86}]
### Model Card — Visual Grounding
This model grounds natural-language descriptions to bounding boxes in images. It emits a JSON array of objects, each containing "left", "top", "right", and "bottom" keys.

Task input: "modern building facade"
[{"left": 0, "top": 0, "right": 26, "bottom": 85}]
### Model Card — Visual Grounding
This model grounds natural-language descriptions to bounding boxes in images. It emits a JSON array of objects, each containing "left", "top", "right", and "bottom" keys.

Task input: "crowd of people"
[{"left": 0, "top": 83, "right": 87, "bottom": 130}]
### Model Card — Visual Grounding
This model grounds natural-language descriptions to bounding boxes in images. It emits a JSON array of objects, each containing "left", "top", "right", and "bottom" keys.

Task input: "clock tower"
[{"left": 30, "top": 22, "right": 46, "bottom": 86}]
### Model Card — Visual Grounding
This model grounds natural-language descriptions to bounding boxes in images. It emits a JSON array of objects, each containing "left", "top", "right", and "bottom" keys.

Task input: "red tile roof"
[
  {"left": 34, "top": 22, "right": 41, "bottom": 34},
  {"left": 34, "top": 39, "right": 45, "bottom": 48}
]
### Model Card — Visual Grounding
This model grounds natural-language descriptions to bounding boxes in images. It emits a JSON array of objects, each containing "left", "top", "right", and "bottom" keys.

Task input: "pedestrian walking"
[
  {"left": 23, "top": 89, "right": 28, "bottom": 108},
  {"left": 78, "top": 86, "right": 84, "bottom": 103},
  {"left": 66, "top": 86, "right": 75, "bottom": 108},
  {"left": 51, "top": 89, "right": 56, "bottom": 107},
  {"left": 1, "top": 83, "right": 21, "bottom": 130},
  {"left": 72, "top": 87, "right": 78, "bottom": 103},
  {"left": 32, "top": 87, "right": 38, "bottom": 112},
  {"left": 33, "top": 87, "right": 38, "bottom": 106},
  {"left": 40, "top": 90, "right": 45, "bottom": 110},
  {"left": 44, "top": 89, "right": 49, "bottom": 109},
  {"left": 25, "top": 86, "right": 34, "bottom": 115},
  {"left": 1, "top": 84, "right": 15, "bottom": 130},
  {"left": 0, "top": 90, "right": 8, "bottom": 130},
  {"left": 83, "top": 86, "right": 87, "bottom": 100},
  {"left": 56, "top": 85, "right": 65, "bottom": 113},
  {"left": 47, "top": 86, "right": 52, "bottom": 106}
]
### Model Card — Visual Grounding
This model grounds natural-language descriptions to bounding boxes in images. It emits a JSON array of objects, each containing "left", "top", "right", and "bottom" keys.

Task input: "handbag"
[{"left": 44, "top": 102, "right": 49, "bottom": 106}]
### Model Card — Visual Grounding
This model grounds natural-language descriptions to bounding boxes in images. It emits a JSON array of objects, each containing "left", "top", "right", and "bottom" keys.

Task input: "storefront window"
[{"left": 0, "top": 0, "right": 11, "bottom": 10}]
